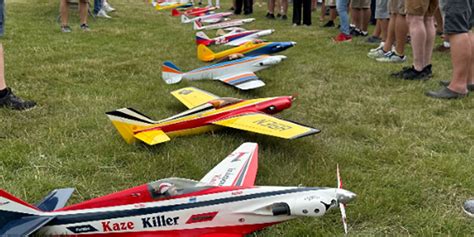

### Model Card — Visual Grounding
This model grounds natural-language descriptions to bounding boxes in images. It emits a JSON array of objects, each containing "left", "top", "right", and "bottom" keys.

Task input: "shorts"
[
  {"left": 444, "top": 0, "right": 474, "bottom": 34},
  {"left": 375, "top": 0, "right": 389, "bottom": 19},
  {"left": 327, "top": 0, "right": 336, "bottom": 7},
  {"left": 389, "top": 0, "right": 405, "bottom": 15},
  {"left": 351, "top": 0, "right": 371, "bottom": 8},
  {"left": 406, "top": 0, "right": 439, "bottom": 16}
]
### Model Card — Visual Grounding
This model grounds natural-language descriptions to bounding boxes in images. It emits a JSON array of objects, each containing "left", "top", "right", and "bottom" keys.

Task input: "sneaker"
[
  {"left": 366, "top": 36, "right": 381, "bottom": 44},
  {"left": 61, "top": 25, "right": 72, "bottom": 33},
  {"left": 376, "top": 51, "right": 406, "bottom": 63},
  {"left": 333, "top": 33, "right": 352, "bottom": 42},
  {"left": 266, "top": 12, "right": 275, "bottom": 19},
  {"left": 390, "top": 66, "right": 412, "bottom": 78},
  {"left": 281, "top": 15, "right": 287, "bottom": 20},
  {"left": 426, "top": 86, "right": 468, "bottom": 99},
  {"left": 435, "top": 44, "right": 450, "bottom": 53},
  {"left": 103, "top": 2, "right": 115, "bottom": 12},
  {"left": 369, "top": 42, "right": 385, "bottom": 52},
  {"left": 322, "top": 20, "right": 335, "bottom": 27},
  {"left": 401, "top": 66, "right": 429, "bottom": 80},
  {"left": 276, "top": 13, "right": 281, "bottom": 18},
  {"left": 439, "top": 80, "right": 474, "bottom": 91},
  {"left": 96, "top": 9, "right": 112, "bottom": 18},
  {"left": 350, "top": 27, "right": 362, "bottom": 36},
  {"left": 367, "top": 48, "right": 386, "bottom": 59},
  {"left": 80, "top": 24, "right": 90, "bottom": 31},
  {"left": 463, "top": 200, "right": 474, "bottom": 217},
  {"left": 360, "top": 31, "right": 368, "bottom": 37},
  {"left": 422, "top": 64, "right": 433, "bottom": 78},
  {"left": 0, "top": 88, "right": 36, "bottom": 110}
]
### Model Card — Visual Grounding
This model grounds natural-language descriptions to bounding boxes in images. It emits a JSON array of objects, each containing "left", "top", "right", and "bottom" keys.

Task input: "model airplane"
[
  {"left": 181, "top": 12, "right": 233, "bottom": 24},
  {"left": 193, "top": 18, "right": 255, "bottom": 31},
  {"left": 196, "top": 29, "right": 275, "bottom": 46},
  {"left": 163, "top": 55, "right": 286, "bottom": 90},
  {"left": 0, "top": 143, "right": 356, "bottom": 236},
  {"left": 155, "top": 1, "right": 192, "bottom": 10},
  {"left": 197, "top": 40, "right": 295, "bottom": 62},
  {"left": 107, "top": 87, "right": 319, "bottom": 145},
  {"left": 171, "top": 6, "right": 216, "bottom": 17}
]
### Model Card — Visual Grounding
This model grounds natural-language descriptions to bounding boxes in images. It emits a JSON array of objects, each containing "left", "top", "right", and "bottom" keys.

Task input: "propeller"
[{"left": 337, "top": 164, "right": 349, "bottom": 235}]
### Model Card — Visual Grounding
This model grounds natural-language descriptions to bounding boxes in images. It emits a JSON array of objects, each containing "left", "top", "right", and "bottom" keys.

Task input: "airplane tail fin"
[
  {"left": 197, "top": 44, "right": 216, "bottom": 61},
  {"left": 105, "top": 108, "right": 156, "bottom": 144},
  {"left": 193, "top": 20, "right": 203, "bottom": 30},
  {"left": 181, "top": 14, "right": 191, "bottom": 23},
  {"left": 196, "top": 31, "right": 213, "bottom": 45},
  {"left": 171, "top": 8, "right": 181, "bottom": 16},
  {"left": 162, "top": 61, "right": 184, "bottom": 84}
]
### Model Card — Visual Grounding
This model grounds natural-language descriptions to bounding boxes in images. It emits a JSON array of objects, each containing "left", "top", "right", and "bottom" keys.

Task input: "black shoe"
[
  {"left": 276, "top": 13, "right": 281, "bottom": 18},
  {"left": 422, "top": 64, "right": 432, "bottom": 78},
  {"left": 0, "top": 88, "right": 36, "bottom": 110},
  {"left": 244, "top": 11, "right": 252, "bottom": 15},
  {"left": 323, "top": 20, "right": 335, "bottom": 27},
  {"left": 281, "top": 15, "right": 287, "bottom": 20},
  {"left": 390, "top": 66, "right": 412, "bottom": 78},
  {"left": 402, "top": 66, "right": 429, "bottom": 80},
  {"left": 439, "top": 80, "right": 474, "bottom": 91},
  {"left": 350, "top": 28, "right": 362, "bottom": 36},
  {"left": 266, "top": 13, "right": 275, "bottom": 19},
  {"left": 80, "top": 24, "right": 90, "bottom": 31},
  {"left": 366, "top": 36, "right": 381, "bottom": 43},
  {"left": 426, "top": 87, "right": 468, "bottom": 99}
]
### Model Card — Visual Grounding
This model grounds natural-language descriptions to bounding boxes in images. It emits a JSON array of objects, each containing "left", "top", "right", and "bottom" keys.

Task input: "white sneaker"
[
  {"left": 103, "top": 2, "right": 116, "bottom": 12},
  {"left": 376, "top": 51, "right": 407, "bottom": 63},
  {"left": 97, "top": 9, "right": 112, "bottom": 18},
  {"left": 367, "top": 48, "right": 386, "bottom": 59},
  {"left": 369, "top": 42, "right": 384, "bottom": 53}
]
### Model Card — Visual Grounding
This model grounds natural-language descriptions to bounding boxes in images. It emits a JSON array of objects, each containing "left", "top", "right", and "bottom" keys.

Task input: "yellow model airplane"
[
  {"left": 155, "top": 2, "right": 192, "bottom": 10},
  {"left": 197, "top": 41, "right": 296, "bottom": 62},
  {"left": 106, "top": 87, "right": 320, "bottom": 145}
]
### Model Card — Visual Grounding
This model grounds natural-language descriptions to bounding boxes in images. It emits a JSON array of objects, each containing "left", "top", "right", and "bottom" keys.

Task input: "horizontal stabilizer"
[
  {"left": 134, "top": 129, "right": 171, "bottom": 145},
  {"left": 36, "top": 188, "right": 75, "bottom": 212},
  {"left": 0, "top": 216, "right": 55, "bottom": 236}
]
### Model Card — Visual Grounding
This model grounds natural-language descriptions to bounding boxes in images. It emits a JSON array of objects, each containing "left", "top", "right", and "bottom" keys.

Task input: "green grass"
[{"left": 1, "top": 0, "right": 473, "bottom": 235}]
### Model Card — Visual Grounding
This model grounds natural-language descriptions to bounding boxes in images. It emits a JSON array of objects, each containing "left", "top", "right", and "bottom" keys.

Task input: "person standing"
[
  {"left": 333, "top": 0, "right": 352, "bottom": 41},
  {"left": 293, "top": 0, "right": 312, "bottom": 26},
  {"left": 235, "top": 0, "right": 253, "bottom": 14},
  {"left": 426, "top": 0, "right": 474, "bottom": 99},
  {"left": 350, "top": 0, "right": 371, "bottom": 36},
  {"left": 59, "top": 0, "right": 89, "bottom": 32}
]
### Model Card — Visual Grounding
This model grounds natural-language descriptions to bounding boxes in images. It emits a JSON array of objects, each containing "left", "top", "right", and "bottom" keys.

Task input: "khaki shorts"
[
  {"left": 352, "top": 0, "right": 371, "bottom": 8},
  {"left": 326, "top": 0, "right": 336, "bottom": 7},
  {"left": 389, "top": 0, "right": 406, "bottom": 15},
  {"left": 406, "top": 0, "right": 439, "bottom": 16}
]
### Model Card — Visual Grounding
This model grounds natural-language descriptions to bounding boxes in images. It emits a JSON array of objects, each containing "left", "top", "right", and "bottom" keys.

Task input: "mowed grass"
[{"left": 0, "top": 0, "right": 473, "bottom": 235}]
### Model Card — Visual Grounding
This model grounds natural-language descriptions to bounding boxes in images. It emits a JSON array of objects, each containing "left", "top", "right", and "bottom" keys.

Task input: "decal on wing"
[
  {"left": 171, "top": 87, "right": 220, "bottom": 109},
  {"left": 216, "top": 72, "right": 265, "bottom": 90},
  {"left": 212, "top": 113, "right": 320, "bottom": 139}
]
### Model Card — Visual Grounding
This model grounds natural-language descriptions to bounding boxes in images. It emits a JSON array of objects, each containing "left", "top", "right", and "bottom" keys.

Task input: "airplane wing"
[
  {"left": 199, "top": 143, "right": 258, "bottom": 187},
  {"left": 171, "top": 87, "right": 220, "bottom": 109},
  {"left": 216, "top": 72, "right": 265, "bottom": 90},
  {"left": 212, "top": 113, "right": 320, "bottom": 139}
]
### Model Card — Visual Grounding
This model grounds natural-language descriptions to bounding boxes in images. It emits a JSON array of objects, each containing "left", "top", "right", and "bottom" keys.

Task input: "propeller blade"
[
  {"left": 337, "top": 164, "right": 343, "bottom": 189},
  {"left": 339, "top": 202, "right": 348, "bottom": 235}
]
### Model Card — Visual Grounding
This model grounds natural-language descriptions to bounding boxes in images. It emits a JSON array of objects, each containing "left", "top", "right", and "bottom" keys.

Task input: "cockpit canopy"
[
  {"left": 147, "top": 178, "right": 212, "bottom": 199},
  {"left": 208, "top": 97, "right": 243, "bottom": 109}
]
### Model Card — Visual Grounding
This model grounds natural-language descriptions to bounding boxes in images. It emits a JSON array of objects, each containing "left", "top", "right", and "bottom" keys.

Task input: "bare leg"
[
  {"left": 329, "top": 7, "right": 336, "bottom": 20},
  {"left": 60, "top": 0, "right": 69, "bottom": 27},
  {"left": 406, "top": 15, "right": 426, "bottom": 71},
  {"left": 373, "top": 20, "right": 381, "bottom": 37},
  {"left": 320, "top": 0, "right": 326, "bottom": 21},
  {"left": 434, "top": 7, "right": 443, "bottom": 34},
  {"left": 79, "top": 0, "right": 88, "bottom": 25},
  {"left": 383, "top": 14, "right": 396, "bottom": 52},
  {"left": 470, "top": 32, "right": 474, "bottom": 84},
  {"left": 394, "top": 14, "right": 408, "bottom": 55},
  {"left": 380, "top": 19, "right": 389, "bottom": 41},
  {"left": 423, "top": 16, "right": 436, "bottom": 66},
  {"left": 268, "top": 0, "right": 275, "bottom": 13},
  {"left": 0, "top": 44, "right": 5, "bottom": 90},
  {"left": 281, "top": 0, "right": 287, "bottom": 15},
  {"left": 447, "top": 33, "right": 472, "bottom": 93},
  {"left": 351, "top": 8, "right": 360, "bottom": 28},
  {"left": 361, "top": 8, "right": 371, "bottom": 32}
]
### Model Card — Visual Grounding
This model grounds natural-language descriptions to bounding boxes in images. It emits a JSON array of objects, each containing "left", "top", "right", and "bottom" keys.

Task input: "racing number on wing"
[
  {"left": 253, "top": 119, "right": 292, "bottom": 131},
  {"left": 179, "top": 89, "right": 194, "bottom": 95}
]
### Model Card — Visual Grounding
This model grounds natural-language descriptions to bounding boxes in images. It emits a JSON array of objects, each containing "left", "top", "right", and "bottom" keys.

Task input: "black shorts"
[{"left": 444, "top": 0, "right": 474, "bottom": 34}]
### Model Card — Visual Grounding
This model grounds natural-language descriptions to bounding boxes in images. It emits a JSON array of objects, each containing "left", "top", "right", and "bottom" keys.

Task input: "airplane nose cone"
[
  {"left": 291, "top": 41, "right": 297, "bottom": 46},
  {"left": 337, "top": 189, "right": 356, "bottom": 204}
]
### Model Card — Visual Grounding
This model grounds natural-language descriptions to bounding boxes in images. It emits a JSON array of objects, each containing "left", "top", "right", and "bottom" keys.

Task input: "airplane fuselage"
[{"left": 36, "top": 186, "right": 343, "bottom": 236}]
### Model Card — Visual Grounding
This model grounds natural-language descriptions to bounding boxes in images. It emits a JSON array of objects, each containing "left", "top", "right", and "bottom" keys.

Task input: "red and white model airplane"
[{"left": 0, "top": 143, "right": 356, "bottom": 236}]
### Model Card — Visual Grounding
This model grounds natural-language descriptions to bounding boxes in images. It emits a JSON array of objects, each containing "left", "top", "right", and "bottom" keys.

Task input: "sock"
[
  {"left": 443, "top": 41, "right": 450, "bottom": 48},
  {"left": 0, "top": 88, "right": 8, "bottom": 98}
]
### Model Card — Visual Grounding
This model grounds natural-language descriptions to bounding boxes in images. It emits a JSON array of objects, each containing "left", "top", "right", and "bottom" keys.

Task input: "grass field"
[{"left": 0, "top": 0, "right": 473, "bottom": 235}]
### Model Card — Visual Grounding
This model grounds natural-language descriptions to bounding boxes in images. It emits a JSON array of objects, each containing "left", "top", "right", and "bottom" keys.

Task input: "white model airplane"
[
  {"left": 181, "top": 12, "right": 233, "bottom": 24},
  {"left": 193, "top": 18, "right": 255, "bottom": 31},
  {"left": 162, "top": 55, "right": 286, "bottom": 90},
  {"left": 0, "top": 143, "right": 356, "bottom": 236},
  {"left": 196, "top": 29, "right": 275, "bottom": 46}
]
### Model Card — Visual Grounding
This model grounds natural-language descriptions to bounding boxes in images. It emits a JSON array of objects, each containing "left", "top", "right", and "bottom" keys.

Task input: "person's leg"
[
  {"left": 79, "top": 0, "right": 88, "bottom": 25},
  {"left": 0, "top": 0, "right": 4, "bottom": 37},
  {"left": 320, "top": 0, "right": 326, "bottom": 21},
  {"left": 423, "top": 16, "right": 436, "bottom": 67},
  {"left": 373, "top": 20, "right": 381, "bottom": 37},
  {"left": 268, "top": 0, "right": 275, "bottom": 14},
  {"left": 380, "top": 18, "right": 389, "bottom": 40},
  {"left": 361, "top": 7, "right": 371, "bottom": 32},
  {"left": 352, "top": 8, "right": 361, "bottom": 29},
  {"left": 447, "top": 33, "right": 471, "bottom": 93},
  {"left": 329, "top": 6, "right": 336, "bottom": 20},
  {"left": 303, "top": 0, "right": 312, "bottom": 25},
  {"left": 382, "top": 14, "right": 396, "bottom": 52},
  {"left": 281, "top": 0, "right": 288, "bottom": 16},
  {"left": 0, "top": 44, "right": 5, "bottom": 90},
  {"left": 293, "top": 0, "right": 302, "bottom": 24},
  {"left": 235, "top": 0, "right": 243, "bottom": 14},
  {"left": 94, "top": 0, "right": 102, "bottom": 14},
  {"left": 336, "top": 0, "right": 350, "bottom": 34},
  {"left": 60, "top": 0, "right": 69, "bottom": 27},
  {"left": 406, "top": 15, "right": 426, "bottom": 71},
  {"left": 394, "top": 14, "right": 408, "bottom": 55}
]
